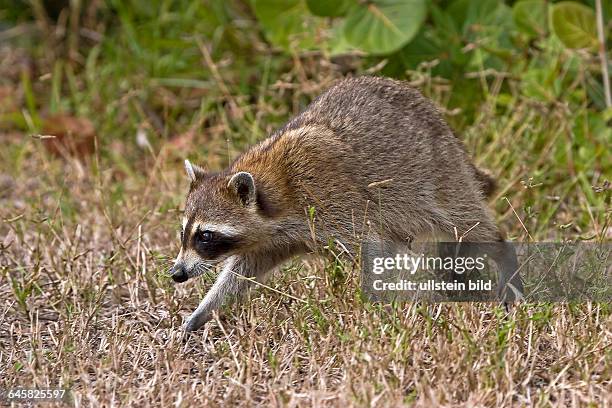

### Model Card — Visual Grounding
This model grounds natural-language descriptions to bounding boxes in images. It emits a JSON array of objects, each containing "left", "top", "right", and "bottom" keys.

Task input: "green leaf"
[
  {"left": 512, "top": 0, "right": 547, "bottom": 37},
  {"left": 306, "top": 0, "right": 351, "bottom": 17},
  {"left": 448, "top": 0, "right": 503, "bottom": 36},
  {"left": 251, "top": 0, "right": 327, "bottom": 51},
  {"left": 329, "top": 22, "right": 357, "bottom": 55},
  {"left": 550, "top": 1, "right": 598, "bottom": 49},
  {"left": 393, "top": 28, "right": 464, "bottom": 78},
  {"left": 429, "top": 3, "right": 461, "bottom": 37},
  {"left": 343, "top": 0, "right": 427, "bottom": 55}
]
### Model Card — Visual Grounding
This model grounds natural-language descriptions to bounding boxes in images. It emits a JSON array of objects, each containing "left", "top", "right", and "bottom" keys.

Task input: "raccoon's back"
[
  {"left": 282, "top": 78, "right": 468, "bottom": 181},
  {"left": 291, "top": 77, "right": 484, "bottom": 208},
  {"left": 306, "top": 77, "right": 449, "bottom": 138},
  {"left": 280, "top": 77, "right": 456, "bottom": 163}
]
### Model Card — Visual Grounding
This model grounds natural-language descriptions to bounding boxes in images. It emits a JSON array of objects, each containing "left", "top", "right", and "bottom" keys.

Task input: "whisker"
[
  {"left": 193, "top": 261, "right": 210, "bottom": 277},
  {"left": 192, "top": 260, "right": 220, "bottom": 279}
]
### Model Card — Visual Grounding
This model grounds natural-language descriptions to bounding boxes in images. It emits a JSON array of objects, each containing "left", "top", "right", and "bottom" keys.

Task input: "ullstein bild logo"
[{"left": 361, "top": 242, "right": 611, "bottom": 303}]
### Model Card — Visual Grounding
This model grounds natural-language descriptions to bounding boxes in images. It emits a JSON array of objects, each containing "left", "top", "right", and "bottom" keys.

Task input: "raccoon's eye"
[{"left": 196, "top": 230, "right": 213, "bottom": 244}]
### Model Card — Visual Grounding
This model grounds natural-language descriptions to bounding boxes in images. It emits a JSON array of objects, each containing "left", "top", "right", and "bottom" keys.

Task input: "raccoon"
[{"left": 169, "top": 76, "right": 523, "bottom": 332}]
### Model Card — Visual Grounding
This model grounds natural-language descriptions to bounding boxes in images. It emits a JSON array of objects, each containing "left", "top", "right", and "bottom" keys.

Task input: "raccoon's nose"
[{"left": 170, "top": 264, "right": 189, "bottom": 283}]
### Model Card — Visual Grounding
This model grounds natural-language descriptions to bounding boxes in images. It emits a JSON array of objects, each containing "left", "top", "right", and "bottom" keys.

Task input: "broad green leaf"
[
  {"left": 550, "top": 2, "right": 598, "bottom": 49},
  {"left": 329, "top": 23, "right": 358, "bottom": 55},
  {"left": 251, "top": 0, "right": 327, "bottom": 51},
  {"left": 306, "top": 0, "right": 351, "bottom": 17},
  {"left": 512, "top": 0, "right": 547, "bottom": 37},
  {"left": 429, "top": 3, "right": 461, "bottom": 38},
  {"left": 343, "top": 0, "right": 427, "bottom": 55}
]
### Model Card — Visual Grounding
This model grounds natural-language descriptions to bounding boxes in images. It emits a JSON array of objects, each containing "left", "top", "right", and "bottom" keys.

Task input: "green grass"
[{"left": 0, "top": 1, "right": 610, "bottom": 406}]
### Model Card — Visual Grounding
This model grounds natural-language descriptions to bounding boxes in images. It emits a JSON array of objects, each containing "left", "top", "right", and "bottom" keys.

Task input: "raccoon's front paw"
[
  {"left": 183, "top": 320, "right": 199, "bottom": 332},
  {"left": 183, "top": 313, "right": 210, "bottom": 332}
]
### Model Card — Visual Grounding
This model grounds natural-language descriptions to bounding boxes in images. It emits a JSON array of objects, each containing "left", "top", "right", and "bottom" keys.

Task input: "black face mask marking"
[{"left": 191, "top": 228, "right": 242, "bottom": 260}]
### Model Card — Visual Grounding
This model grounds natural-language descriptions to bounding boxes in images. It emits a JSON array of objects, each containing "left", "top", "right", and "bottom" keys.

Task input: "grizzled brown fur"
[{"left": 170, "top": 76, "right": 521, "bottom": 331}]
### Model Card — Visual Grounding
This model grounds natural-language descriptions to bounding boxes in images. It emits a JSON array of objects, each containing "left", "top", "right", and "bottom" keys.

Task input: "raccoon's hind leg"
[
  {"left": 489, "top": 240, "right": 524, "bottom": 302},
  {"left": 184, "top": 253, "right": 282, "bottom": 331},
  {"left": 359, "top": 232, "right": 412, "bottom": 302},
  {"left": 438, "top": 210, "right": 524, "bottom": 302}
]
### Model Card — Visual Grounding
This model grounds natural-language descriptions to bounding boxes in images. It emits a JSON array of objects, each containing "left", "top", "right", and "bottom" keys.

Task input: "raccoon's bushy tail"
[{"left": 473, "top": 166, "right": 497, "bottom": 198}]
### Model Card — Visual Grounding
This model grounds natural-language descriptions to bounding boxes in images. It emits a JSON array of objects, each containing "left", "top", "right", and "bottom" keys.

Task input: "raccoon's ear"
[
  {"left": 184, "top": 159, "right": 205, "bottom": 182},
  {"left": 227, "top": 171, "right": 256, "bottom": 206}
]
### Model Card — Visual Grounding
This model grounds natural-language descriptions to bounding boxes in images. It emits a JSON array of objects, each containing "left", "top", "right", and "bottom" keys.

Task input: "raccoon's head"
[{"left": 169, "top": 160, "right": 274, "bottom": 283}]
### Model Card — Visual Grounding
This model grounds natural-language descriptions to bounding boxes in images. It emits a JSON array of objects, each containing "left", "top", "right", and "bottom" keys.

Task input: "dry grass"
[
  {"left": 1, "top": 8, "right": 611, "bottom": 406},
  {"left": 1, "top": 100, "right": 610, "bottom": 407}
]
